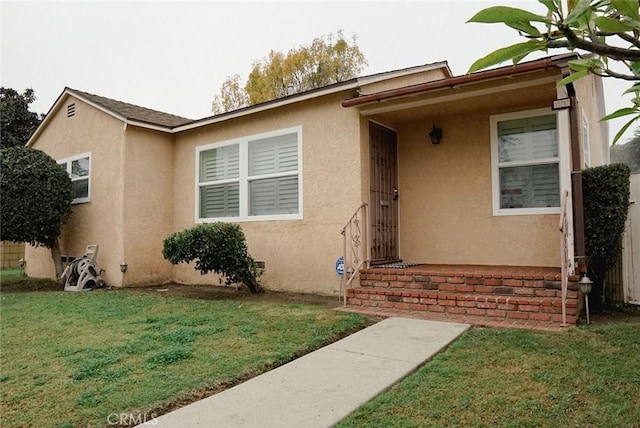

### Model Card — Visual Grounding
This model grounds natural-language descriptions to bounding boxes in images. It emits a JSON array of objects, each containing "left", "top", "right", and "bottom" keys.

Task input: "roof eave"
[
  {"left": 174, "top": 61, "right": 451, "bottom": 132},
  {"left": 341, "top": 55, "right": 577, "bottom": 108}
]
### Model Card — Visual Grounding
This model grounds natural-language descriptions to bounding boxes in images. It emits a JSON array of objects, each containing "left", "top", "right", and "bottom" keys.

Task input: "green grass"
[
  {"left": 0, "top": 290, "right": 369, "bottom": 427},
  {"left": 337, "top": 323, "right": 640, "bottom": 428},
  {"left": 0, "top": 268, "right": 60, "bottom": 292}
]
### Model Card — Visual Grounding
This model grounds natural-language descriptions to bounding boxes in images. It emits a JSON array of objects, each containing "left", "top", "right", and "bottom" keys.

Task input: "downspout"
[{"left": 562, "top": 73, "right": 586, "bottom": 276}]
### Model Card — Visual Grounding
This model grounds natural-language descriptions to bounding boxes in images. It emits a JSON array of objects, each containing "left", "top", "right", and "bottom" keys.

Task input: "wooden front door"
[{"left": 369, "top": 122, "right": 399, "bottom": 264}]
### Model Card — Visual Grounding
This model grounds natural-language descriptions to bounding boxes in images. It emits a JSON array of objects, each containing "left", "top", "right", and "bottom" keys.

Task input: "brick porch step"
[
  {"left": 337, "top": 306, "right": 571, "bottom": 332},
  {"left": 346, "top": 288, "right": 578, "bottom": 324},
  {"left": 347, "top": 265, "right": 581, "bottom": 325},
  {"left": 360, "top": 266, "right": 579, "bottom": 298}
]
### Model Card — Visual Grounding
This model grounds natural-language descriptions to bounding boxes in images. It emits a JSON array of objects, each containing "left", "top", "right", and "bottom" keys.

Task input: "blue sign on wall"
[{"left": 336, "top": 256, "right": 345, "bottom": 276}]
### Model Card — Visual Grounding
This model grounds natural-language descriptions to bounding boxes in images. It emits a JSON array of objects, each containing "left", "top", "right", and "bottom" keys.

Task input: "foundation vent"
[{"left": 67, "top": 103, "right": 76, "bottom": 118}]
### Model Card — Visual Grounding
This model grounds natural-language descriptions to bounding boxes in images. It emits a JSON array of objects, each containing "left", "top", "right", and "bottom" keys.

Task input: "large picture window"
[
  {"left": 58, "top": 153, "right": 91, "bottom": 204},
  {"left": 196, "top": 127, "right": 302, "bottom": 221},
  {"left": 491, "top": 109, "right": 560, "bottom": 215}
]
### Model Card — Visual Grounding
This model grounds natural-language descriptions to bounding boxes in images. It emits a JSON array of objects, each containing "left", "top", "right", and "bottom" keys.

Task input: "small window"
[
  {"left": 58, "top": 153, "right": 91, "bottom": 204},
  {"left": 491, "top": 109, "right": 560, "bottom": 215},
  {"left": 196, "top": 127, "right": 302, "bottom": 222}
]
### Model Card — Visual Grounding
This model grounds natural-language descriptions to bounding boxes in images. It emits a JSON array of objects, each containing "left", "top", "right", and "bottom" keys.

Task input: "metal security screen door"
[{"left": 369, "top": 122, "right": 400, "bottom": 264}]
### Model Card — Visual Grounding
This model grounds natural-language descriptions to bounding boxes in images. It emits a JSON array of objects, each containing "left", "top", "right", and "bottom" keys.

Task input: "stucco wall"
[
  {"left": 25, "top": 95, "right": 125, "bottom": 284},
  {"left": 382, "top": 82, "right": 564, "bottom": 268},
  {"left": 120, "top": 127, "right": 175, "bottom": 286},
  {"left": 574, "top": 74, "right": 610, "bottom": 167},
  {"left": 171, "top": 91, "right": 362, "bottom": 295},
  {"left": 397, "top": 114, "right": 559, "bottom": 267}
]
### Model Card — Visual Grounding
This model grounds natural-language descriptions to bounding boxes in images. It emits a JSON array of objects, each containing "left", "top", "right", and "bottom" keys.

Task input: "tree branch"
[
  {"left": 616, "top": 32, "right": 640, "bottom": 49},
  {"left": 603, "top": 68, "right": 640, "bottom": 81},
  {"left": 560, "top": 25, "right": 640, "bottom": 61}
]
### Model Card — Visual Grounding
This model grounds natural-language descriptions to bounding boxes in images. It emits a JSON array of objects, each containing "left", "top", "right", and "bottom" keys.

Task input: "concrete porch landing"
[{"left": 140, "top": 318, "right": 469, "bottom": 428}]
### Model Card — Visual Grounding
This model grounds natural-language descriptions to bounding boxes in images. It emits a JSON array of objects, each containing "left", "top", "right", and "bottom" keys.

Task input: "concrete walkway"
[{"left": 140, "top": 317, "right": 469, "bottom": 428}]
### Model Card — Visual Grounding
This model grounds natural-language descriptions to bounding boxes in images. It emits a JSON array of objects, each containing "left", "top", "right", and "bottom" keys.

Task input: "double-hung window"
[
  {"left": 491, "top": 109, "right": 560, "bottom": 215},
  {"left": 58, "top": 153, "right": 91, "bottom": 204},
  {"left": 197, "top": 127, "right": 302, "bottom": 221}
]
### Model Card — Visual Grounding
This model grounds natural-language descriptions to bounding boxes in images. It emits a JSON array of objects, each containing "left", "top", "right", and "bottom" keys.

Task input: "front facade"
[{"left": 26, "top": 55, "right": 609, "bottom": 303}]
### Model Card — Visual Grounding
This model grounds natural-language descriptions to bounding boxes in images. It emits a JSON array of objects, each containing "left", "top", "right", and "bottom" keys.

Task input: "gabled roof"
[
  {"left": 67, "top": 88, "right": 192, "bottom": 128},
  {"left": 28, "top": 87, "right": 193, "bottom": 146},
  {"left": 27, "top": 61, "right": 452, "bottom": 145}
]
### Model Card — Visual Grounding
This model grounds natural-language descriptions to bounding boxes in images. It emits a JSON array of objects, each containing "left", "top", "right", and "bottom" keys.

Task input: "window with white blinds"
[
  {"left": 196, "top": 127, "right": 302, "bottom": 221},
  {"left": 58, "top": 153, "right": 91, "bottom": 204},
  {"left": 491, "top": 110, "right": 561, "bottom": 214}
]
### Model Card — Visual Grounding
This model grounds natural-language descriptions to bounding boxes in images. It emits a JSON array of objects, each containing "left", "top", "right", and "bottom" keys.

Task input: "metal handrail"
[
  {"left": 340, "top": 202, "right": 368, "bottom": 305},
  {"left": 559, "top": 189, "right": 570, "bottom": 326}
]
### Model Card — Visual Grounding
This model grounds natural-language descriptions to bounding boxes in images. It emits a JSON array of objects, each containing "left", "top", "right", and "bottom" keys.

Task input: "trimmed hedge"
[{"left": 582, "top": 163, "right": 631, "bottom": 304}]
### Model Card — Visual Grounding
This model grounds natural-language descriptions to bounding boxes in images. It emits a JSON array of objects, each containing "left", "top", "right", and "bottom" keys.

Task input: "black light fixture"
[
  {"left": 120, "top": 262, "right": 128, "bottom": 273},
  {"left": 429, "top": 126, "right": 443, "bottom": 145}
]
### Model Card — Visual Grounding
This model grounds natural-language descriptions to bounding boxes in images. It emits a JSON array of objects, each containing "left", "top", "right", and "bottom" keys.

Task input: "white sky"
[{"left": 0, "top": 0, "right": 632, "bottom": 143}]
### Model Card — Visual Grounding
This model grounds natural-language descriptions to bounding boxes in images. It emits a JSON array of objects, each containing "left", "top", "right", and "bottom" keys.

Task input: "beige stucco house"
[{"left": 26, "top": 54, "right": 609, "bottom": 307}]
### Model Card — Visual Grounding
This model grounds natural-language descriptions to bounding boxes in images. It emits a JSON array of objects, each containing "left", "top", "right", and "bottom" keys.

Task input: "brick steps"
[
  {"left": 337, "top": 306, "right": 571, "bottom": 332},
  {"left": 347, "top": 288, "right": 577, "bottom": 324},
  {"left": 346, "top": 265, "right": 581, "bottom": 326}
]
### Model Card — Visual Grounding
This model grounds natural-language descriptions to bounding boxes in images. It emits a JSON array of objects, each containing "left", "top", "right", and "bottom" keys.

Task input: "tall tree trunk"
[{"left": 50, "top": 240, "right": 64, "bottom": 284}]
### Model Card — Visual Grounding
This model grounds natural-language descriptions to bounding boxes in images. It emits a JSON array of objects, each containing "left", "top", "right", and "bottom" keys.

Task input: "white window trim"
[
  {"left": 582, "top": 112, "right": 591, "bottom": 168},
  {"left": 58, "top": 152, "right": 91, "bottom": 204},
  {"left": 490, "top": 108, "right": 562, "bottom": 216},
  {"left": 195, "top": 126, "right": 303, "bottom": 223}
]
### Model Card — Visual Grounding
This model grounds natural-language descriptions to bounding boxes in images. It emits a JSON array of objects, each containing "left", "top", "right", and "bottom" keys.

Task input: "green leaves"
[
  {"left": 0, "top": 146, "right": 73, "bottom": 248},
  {"left": 467, "top": 6, "right": 548, "bottom": 24},
  {"left": 468, "top": 0, "right": 640, "bottom": 144},
  {"left": 612, "top": 0, "right": 640, "bottom": 23},
  {"left": 0, "top": 87, "right": 42, "bottom": 149},
  {"left": 564, "top": 0, "right": 592, "bottom": 25},
  {"left": 163, "top": 223, "right": 262, "bottom": 293},
  {"left": 583, "top": 163, "right": 631, "bottom": 285},
  {"left": 468, "top": 41, "right": 546, "bottom": 73},
  {"left": 594, "top": 16, "right": 635, "bottom": 33}
]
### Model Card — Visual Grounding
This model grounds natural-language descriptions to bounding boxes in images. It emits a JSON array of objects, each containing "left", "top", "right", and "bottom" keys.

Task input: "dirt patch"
[
  {"left": 0, "top": 278, "right": 61, "bottom": 293},
  {"left": 585, "top": 305, "right": 640, "bottom": 326},
  {"left": 120, "top": 283, "right": 343, "bottom": 308}
]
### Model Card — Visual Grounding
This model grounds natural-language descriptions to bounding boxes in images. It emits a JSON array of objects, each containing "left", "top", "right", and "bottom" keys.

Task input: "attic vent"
[{"left": 67, "top": 103, "right": 76, "bottom": 118}]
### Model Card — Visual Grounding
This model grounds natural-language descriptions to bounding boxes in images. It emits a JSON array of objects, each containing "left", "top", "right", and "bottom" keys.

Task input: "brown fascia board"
[{"left": 341, "top": 54, "right": 578, "bottom": 108}]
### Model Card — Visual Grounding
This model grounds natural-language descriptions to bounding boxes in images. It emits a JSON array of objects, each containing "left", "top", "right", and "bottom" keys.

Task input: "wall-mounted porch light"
[
  {"left": 18, "top": 258, "right": 26, "bottom": 269},
  {"left": 120, "top": 262, "right": 128, "bottom": 273},
  {"left": 429, "top": 126, "right": 443, "bottom": 145}
]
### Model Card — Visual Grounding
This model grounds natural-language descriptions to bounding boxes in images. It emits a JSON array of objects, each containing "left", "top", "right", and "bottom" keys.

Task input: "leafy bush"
[
  {"left": 0, "top": 146, "right": 73, "bottom": 248},
  {"left": 162, "top": 223, "right": 262, "bottom": 293},
  {"left": 583, "top": 163, "right": 631, "bottom": 306}
]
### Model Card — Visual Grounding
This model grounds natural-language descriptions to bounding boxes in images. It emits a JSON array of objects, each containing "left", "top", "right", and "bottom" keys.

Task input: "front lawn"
[
  {"left": 338, "top": 321, "right": 640, "bottom": 427},
  {"left": 0, "top": 290, "right": 369, "bottom": 427}
]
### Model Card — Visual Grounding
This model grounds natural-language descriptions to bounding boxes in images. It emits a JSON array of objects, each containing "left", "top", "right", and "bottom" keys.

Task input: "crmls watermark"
[{"left": 107, "top": 412, "right": 158, "bottom": 426}]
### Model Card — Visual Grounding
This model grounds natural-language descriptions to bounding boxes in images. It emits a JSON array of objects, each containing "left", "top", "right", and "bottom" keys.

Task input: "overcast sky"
[{"left": 0, "top": 0, "right": 632, "bottom": 144}]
